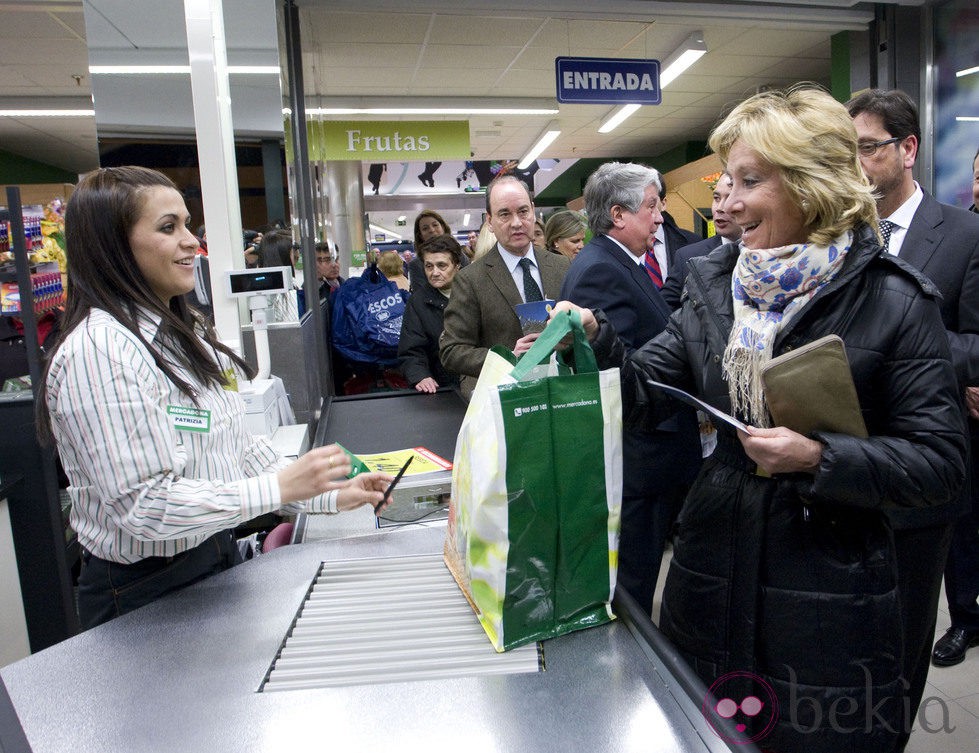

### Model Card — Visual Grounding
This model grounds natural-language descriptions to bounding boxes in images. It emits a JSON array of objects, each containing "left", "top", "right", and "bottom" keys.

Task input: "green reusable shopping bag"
[{"left": 446, "top": 309, "right": 623, "bottom": 652}]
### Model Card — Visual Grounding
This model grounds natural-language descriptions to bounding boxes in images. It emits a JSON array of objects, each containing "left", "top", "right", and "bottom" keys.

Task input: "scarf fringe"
[
  {"left": 723, "top": 336, "right": 773, "bottom": 427},
  {"left": 723, "top": 231, "right": 853, "bottom": 427}
]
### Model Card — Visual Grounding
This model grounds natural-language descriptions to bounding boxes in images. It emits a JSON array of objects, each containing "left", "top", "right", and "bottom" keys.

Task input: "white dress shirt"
[
  {"left": 882, "top": 183, "right": 924, "bottom": 256},
  {"left": 497, "top": 243, "right": 546, "bottom": 302},
  {"left": 605, "top": 234, "right": 645, "bottom": 265},
  {"left": 46, "top": 308, "right": 336, "bottom": 563},
  {"left": 651, "top": 227, "right": 669, "bottom": 278}
]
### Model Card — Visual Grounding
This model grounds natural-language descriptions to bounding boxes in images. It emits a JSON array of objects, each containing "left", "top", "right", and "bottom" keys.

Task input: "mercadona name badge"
[{"left": 167, "top": 405, "right": 212, "bottom": 433}]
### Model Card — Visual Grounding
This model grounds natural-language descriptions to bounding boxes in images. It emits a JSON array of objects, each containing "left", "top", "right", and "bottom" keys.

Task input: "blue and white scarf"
[{"left": 723, "top": 231, "right": 852, "bottom": 426}]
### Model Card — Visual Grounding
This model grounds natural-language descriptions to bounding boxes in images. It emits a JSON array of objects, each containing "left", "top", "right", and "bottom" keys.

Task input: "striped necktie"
[{"left": 644, "top": 243, "right": 664, "bottom": 288}]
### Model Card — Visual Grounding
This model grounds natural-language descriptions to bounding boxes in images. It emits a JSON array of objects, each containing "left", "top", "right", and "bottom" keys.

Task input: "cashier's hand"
[
  {"left": 337, "top": 472, "right": 394, "bottom": 513},
  {"left": 513, "top": 332, "right": 540, "bottom": 357},
  {"left": 415, "top": 377, "right": 439, "bottom": 394},
  {"left": 738, "top": 426, "right": 823, "bottom": 475},
  {"left": 277, "top": 443, "right": 353, "bottom": 504},
  {"left": 549, "top": 301, "right": 599, "bottom": 340}
]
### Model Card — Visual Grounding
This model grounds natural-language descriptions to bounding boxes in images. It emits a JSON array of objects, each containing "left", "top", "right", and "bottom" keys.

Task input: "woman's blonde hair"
[
  {"left": 472, "top": 221, "right": 498, "bottom": 260},
  {"left": 377, "top": 250, "right": 405, "bottom": 279},
  {"left": 709, "top": 84, "right": 878, "bottom": 246}
]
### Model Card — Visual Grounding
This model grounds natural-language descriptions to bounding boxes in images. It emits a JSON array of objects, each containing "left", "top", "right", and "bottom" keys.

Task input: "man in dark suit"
[
  {"left": 560, "top": 162, "right": 702, "bottom": 614},
  {"left": 661, "top": 174, "right": 741, "bottom": 309},
  {"left": 848, "top": 89, "right": 979, "bottom": 743},
  {"left": 440, "top": 175, "right": 570, "bottom": 395},
  {"left": 651, "top": 176, "right": 701, "bottom": 288}
]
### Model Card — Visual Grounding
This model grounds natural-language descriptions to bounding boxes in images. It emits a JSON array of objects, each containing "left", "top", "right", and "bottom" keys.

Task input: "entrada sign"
[
  {"left": 555, "top": 57, "right": 661, "bottom": 105},
  {"left": 312, "top": 120, "right": 471, "bottom": 161}
]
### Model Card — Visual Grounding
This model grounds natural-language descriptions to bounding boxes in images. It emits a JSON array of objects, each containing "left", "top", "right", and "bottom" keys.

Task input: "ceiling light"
[
  {"left": 0, "top": 109, "right": 94, "bottom": 117},
  {"left": 89, "top": 65, "right": 279, "bottom": 75},
  {"left": 369, "top": 223, "right": 402, "bottom": 240},
  {"left": 518, "top": 120, "right": 561, "bottom": 169},
  {"left": 660, "top": 31, "right": 708, "bottom": 88},
  {"left": 956, "top": 66, "right": 979, "bottom": 78},
  {"left": 595, "top": 32, "right": 707, "bottom": 135},
  {"left": 956, "top": 116, "right": 979, "bottom": 122},
  {"left": 302, "top": 96, "right": 558, "bottom": 117},
  {"left": 598, "top": 103, "right": 641, "bottom": 133},
  {"left": 462, "top": 213, "right": 471, "bottom": 226},
  {"left": 308, "top": 107, "right": 558, "bottom": 116}
]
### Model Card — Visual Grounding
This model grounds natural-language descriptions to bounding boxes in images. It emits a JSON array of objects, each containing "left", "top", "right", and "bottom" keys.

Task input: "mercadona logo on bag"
[{"left": 446, "top": 310, "right": 624, "bottom": 652}]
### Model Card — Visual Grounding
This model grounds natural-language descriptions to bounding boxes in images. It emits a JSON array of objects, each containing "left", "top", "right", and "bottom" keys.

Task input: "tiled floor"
[{"left": 651, "top": 548, "right": 978, "bottom": 753}]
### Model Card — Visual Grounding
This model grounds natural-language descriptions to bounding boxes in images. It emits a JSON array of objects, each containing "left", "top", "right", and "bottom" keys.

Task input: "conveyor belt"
[{"left": 260, "top": 553, "right": 541, "bottom": 692}]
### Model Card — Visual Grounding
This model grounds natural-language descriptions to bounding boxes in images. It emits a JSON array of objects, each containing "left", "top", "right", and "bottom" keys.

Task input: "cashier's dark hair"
[{"left": 36, "top": 165, "right": 255, "bottom": 443}]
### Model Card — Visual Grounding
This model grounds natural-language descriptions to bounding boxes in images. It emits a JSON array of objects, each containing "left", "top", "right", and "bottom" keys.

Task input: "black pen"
[{"left": 375, "top": 456, "right": 413, "bottom": 512}]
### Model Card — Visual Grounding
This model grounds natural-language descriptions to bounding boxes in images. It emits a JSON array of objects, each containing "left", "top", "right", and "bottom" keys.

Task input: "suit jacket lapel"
[
  {"left": 484, "top": 247, "right": 525, "bottom": 309},
  {"left": 597, "top": 235, "right": 672, "bottom": 321},
  {"left": 900, "top": 191, "right": 944, "bottom": 273},
  {"left": 538, "top": 249, "right": 567, "bottom": 300}
]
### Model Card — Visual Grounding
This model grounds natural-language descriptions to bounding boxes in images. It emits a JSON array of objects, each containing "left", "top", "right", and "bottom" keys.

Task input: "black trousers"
[
  {"left": 617, "top": 486, "right": 684, "bottom": 616},
  {"left": 77, "top": 530, "right": 241, "bottom": 630},
  {"left": 943, "top": 443, "right": 979, "bottom": 631},
  {"left": 892, "top": 522, "right": 954, "bottom": 751}
]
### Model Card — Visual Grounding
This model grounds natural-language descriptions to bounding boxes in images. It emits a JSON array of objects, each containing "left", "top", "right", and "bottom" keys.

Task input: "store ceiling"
[{"left": 0, "top": 0, "right": 903, "bottom": 229}]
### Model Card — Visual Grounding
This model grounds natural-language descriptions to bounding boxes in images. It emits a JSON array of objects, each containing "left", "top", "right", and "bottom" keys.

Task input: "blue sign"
[{"left": 555, "top": 57, "right": 661, "bottom": 105}]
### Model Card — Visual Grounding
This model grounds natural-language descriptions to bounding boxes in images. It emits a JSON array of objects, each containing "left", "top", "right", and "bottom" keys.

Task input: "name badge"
[{"left": 167, "top": 405, "right": 212, "bottom": 433}]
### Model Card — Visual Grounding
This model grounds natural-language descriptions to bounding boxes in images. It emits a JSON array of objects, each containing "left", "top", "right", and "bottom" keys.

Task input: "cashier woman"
[{"left": 36, "top": 166, "right": 392, "bottom": 629}]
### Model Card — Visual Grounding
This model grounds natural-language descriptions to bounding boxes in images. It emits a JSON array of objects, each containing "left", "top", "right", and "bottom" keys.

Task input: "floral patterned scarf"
[{"left": 723, "top": 231, "right": 852, "bottom": 426}]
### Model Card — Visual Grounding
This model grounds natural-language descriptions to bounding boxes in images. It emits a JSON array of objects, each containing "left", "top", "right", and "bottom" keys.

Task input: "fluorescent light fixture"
[
  {"left": 660, "top": 31, "right": 708, "bottom": 88},
  {"left": 956, "top": 66, "right": 979, "bottom": 78},
  {"left": 599, "top": 103, "right": 641, "bottom": 133},
  {"left": 89, "top": 65, "right": 279, "bottom": 75},
  {"left": 0, "top": 109, "right": 94, "bottom": 117},
  {"left": 956, "top": 116, "right": 979, "bottom": 122},
  {"left": 518, "top": 120, "right": 561, "bottom": 169},
  {"left": 462, "top": 212, "right": 471, "bottom": 226},
  {"left": 596, "top": 32, "right": 707, "bottom": 135},
  {"left": 309, "top": 106, "right": 557, "bottom": 116},
  {"left": 369, "top": 223, "right": 403, "bottom": 240},
  {"left": 302, "top": 96, "right": 558, "bottom": 117}
]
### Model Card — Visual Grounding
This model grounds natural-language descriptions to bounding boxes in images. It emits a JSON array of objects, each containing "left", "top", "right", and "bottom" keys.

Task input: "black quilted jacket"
[{"left": 591, "top": 223, "right": 967, "bottom": 752}]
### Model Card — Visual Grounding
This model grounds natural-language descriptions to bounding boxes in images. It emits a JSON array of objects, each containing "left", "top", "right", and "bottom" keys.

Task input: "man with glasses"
[{"left": 848, "top": 88, "right": 979, "bottom": 743}]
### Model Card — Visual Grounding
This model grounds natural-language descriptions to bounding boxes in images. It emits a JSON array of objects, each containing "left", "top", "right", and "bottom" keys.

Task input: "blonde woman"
[{"left": 558, "top": 86, "right": 966, "bottom": 752}]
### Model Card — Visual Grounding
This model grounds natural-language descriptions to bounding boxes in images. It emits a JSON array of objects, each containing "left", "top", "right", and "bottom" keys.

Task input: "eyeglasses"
[{"left": 857, "top": 136, "right": 903, "bottom": 157}]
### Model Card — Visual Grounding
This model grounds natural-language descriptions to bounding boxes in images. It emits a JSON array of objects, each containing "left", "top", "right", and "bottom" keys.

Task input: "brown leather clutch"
[{"left": 761, "top": 334, "right": 868, "bottom": 438}]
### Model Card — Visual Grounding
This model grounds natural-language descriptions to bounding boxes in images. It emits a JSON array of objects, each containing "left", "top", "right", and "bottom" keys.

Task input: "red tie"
[{"left": 644, "top": 244, "right": 663, "bottom": 288}]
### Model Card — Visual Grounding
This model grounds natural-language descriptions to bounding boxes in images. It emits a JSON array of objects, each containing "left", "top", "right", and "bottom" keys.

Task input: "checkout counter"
[{"left": 0, "top": 390, "right": 755, "bottom": 753}]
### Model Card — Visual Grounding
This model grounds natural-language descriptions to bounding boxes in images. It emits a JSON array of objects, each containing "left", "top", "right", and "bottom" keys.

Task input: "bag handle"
[{"left": 511, "top": 309, "right": 598, "bottom": 379}]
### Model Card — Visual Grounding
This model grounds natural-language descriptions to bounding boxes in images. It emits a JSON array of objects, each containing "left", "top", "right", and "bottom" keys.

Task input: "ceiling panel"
[{"left": 0, "top": 0, "right": 882, "bottom": 189}]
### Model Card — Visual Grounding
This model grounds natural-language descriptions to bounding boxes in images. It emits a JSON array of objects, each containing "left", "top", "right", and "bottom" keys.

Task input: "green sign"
[{"left": 312, "top": 120, "right": 470, "bottom": 161}]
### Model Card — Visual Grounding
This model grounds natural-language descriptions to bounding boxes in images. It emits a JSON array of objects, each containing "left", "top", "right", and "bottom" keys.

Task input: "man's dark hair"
[
  {"left": 845, "top": 88, "right": 921, "bottom": 144},
  {"left": 418, "top": 234, "right": 464, "bottom": 266}
]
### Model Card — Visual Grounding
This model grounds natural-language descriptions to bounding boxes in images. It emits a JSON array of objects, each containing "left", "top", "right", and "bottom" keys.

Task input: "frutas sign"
[{"left": 311, "top": 120, "right": 471, "bottom": 161}]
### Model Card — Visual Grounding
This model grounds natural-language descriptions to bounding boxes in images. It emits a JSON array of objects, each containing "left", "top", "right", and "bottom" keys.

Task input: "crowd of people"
[{"left": 16, "top": 83, "right": 978, "bottom": 753}]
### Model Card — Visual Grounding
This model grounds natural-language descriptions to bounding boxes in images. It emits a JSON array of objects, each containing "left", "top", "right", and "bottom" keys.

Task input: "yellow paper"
[{"left": 354, "top": 447, "right": 452, "bottom": 476}]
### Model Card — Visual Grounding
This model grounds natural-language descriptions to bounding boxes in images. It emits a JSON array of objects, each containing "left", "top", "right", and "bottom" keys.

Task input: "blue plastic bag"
[{"left": 331, "top": 266, "right": 407, "bottom": 365}]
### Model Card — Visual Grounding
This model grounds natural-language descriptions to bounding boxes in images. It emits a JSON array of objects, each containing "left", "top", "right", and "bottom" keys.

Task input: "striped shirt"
[{"left": 46, "top": 308, "right": 335, "bottom": 564}]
